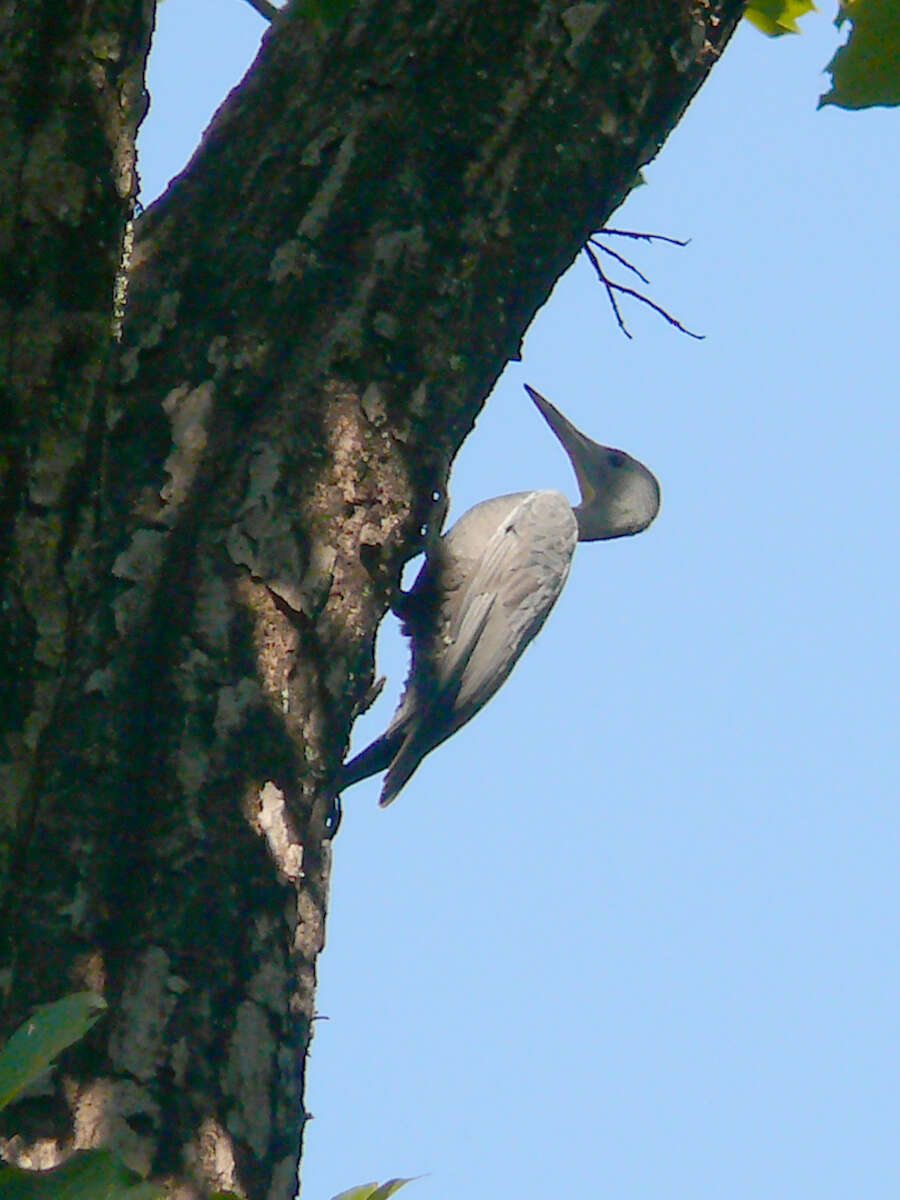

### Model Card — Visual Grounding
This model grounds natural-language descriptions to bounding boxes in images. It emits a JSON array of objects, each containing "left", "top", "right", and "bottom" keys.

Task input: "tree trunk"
[{"left": 0, "top": 1, "right": 744, "bottom": 1196}]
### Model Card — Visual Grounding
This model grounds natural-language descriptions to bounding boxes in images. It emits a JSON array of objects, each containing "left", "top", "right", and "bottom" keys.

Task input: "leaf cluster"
[
  {"left": 745, "top": 0, "right": 900, "bottom": 109},
  {"left": 0, "top": 996, "right": 417, "bottom": 1200},
  {"left": 0, "top": 994, "right": 159, "bottom": 1200}
]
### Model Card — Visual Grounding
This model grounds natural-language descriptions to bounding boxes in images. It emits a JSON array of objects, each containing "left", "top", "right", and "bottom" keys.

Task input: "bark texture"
[{"left": 0, "top": 1, "right": 744, "bottom": 1196}]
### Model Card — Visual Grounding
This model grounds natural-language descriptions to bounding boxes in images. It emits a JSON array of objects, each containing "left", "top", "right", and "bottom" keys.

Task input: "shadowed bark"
[{"left": 0, "top": 1, "right": 744, "bottom": 1196}]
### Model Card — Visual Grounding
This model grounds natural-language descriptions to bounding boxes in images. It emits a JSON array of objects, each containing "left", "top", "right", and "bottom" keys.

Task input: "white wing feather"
[
  {"left": 437, "top": 490, "right": 577, "bottom": 717},
  {"left": 376, "top": 490, "right": 577, "bottom": 805}
]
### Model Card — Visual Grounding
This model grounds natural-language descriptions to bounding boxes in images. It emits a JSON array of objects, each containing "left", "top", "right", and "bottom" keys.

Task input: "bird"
[{"left": 337, "top": 384, "right": 661, "bottom": 809}]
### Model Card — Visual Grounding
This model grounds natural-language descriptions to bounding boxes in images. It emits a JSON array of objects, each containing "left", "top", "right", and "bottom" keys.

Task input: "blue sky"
[{"left": 141, "top": 6, "right": 900, "bottom": 1199}]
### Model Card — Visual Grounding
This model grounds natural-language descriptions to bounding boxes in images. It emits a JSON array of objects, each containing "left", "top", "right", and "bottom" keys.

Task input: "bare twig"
[
  {"left": 599, "top": 228, "right": 691, "bottom": 247},
  {"left": 240, "top": 0, "right": 279, "bottom": 21},
  {"left": 584, "top": 242, "right": 631, "bottom": 337},
  {"left": 584, "top": 227, "right": 703, "bottom": 339},
  {"left": 588, "top": 240, "right": 651, "bottom": 285}
]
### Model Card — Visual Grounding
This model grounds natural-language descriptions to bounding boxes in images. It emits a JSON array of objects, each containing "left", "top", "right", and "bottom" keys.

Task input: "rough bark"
[{"left": 0, "top": 1, "right": 744, "bottom": 1197}]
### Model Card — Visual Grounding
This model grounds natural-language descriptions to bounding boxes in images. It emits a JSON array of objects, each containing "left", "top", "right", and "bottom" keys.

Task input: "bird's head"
[{"left": 525, "top": 384, "right": 661, "bottom": 541}]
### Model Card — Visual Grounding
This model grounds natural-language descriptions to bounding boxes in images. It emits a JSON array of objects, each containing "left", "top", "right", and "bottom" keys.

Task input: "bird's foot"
[
  {"left": 352, "top": 674, "right": 385, "bottom": 718},
  {"left": 391, "top": 484, "right": 448, "bottom": 620},
  {"left": 422, "top": 485, "right": 449, "bottom": 557},
  {"left": 324, "top": 790, "right": 342, "bottom": 839},
  {"left": 391, "top": 586, "right": 416, "bottom": 620}
]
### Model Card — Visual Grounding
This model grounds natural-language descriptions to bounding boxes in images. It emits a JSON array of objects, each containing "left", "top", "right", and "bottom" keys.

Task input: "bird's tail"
[
  {"left": 378, "top": 733, "right": 427, "bottom": 807},
  {"left": 336, "top": 731, "right": 401, "bottom": 793}
]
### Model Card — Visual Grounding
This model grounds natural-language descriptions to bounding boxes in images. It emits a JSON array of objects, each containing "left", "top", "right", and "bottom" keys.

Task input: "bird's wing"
[
  {"left": 378, "top": 595, "right": 495, "bottom": 806},
  {"left": 438, "top": 489, "right": 578, "bottom": 718},
  {"left": 376, "top": 491, "right": 576, "bottom": 807}
]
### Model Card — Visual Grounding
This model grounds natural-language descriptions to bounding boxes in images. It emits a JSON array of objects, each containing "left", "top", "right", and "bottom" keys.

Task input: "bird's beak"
[
  {"left": 524, "top": 383, "right": 661, "bottom": 539},
  {"left": 524, "top": 384, "right": 601, "bottom": 505}
]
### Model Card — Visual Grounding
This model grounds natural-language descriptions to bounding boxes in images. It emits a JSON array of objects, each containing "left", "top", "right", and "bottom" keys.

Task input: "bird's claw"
[
  {"left": 324, "top": 790, "right": 342, "bottom": 839},
  {"left": 353, "top": 674, "right": 385, "bottom": 718},
  {"left": 391, "top": 587, "right": 415, "bottom": 620},
  {"left": 423, "top": 486, "right": 449, "bottom": 557},
  {"left": 391, "top": 485, "right": 448, "bottom": 619}
]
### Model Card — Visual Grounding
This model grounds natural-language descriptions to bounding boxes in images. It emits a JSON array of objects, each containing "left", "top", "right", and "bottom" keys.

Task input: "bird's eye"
[{"left": 607, "top": 451, "right": 627, "bottom": 468}]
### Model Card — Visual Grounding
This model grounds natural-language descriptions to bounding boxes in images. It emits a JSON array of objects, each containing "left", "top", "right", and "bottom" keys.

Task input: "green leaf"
[
  {"left": 369, "top": 1179, "right": 418, "bottom": 1200},
  {"left": 820, "top": 0, "right": 900, "bottom": 108},
  {"left": 745, "top": 0, "right": 817, "bottom": 35},
  {"left": 0, "top": 993, "right": 107, "bottom": 1111},
  {"left": 0, "top": 1149, "right": 161, "bottom": 1200},
  {"left": 330, "top": 1182, "right": 418, "bottom": 1200}
]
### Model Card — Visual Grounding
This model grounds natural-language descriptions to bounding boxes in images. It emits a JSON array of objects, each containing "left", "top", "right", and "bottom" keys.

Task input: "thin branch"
[
  {"left": 588, "top": 238, "right": 651, "bottom": 285},
  {"left": 584, "top": 228, "right": 703, "bottom": 339},
  {"left": 599, "top": 227, "right": 691, "bottom": 247},
  {"left": 584, "top": 242, "right": 632, "bottom": 338},
  {"left": 239, "top": 0, "right": 279, "bottom": 21}
]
